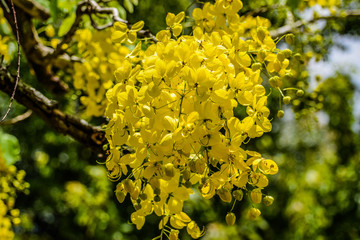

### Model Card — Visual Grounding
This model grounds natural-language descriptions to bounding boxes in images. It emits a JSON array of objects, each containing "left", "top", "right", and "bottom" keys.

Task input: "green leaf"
[
  {"left": 131, "top": 0, "right": 139, "bottom": 6},
  {"left": 124, "top": 0, "right": 134, "bottom": 13},
  {"left": 118, "top": 5, "right": 127, "bottom": 19},
  {"left": 287, "top": 0, "right": 301, "bottom": 10},
  {"left": 109, "top": 2, "right": 126, "bottom": 19},
  {"left": 58, "top": 0, "right": 78, "bottom": 12},
  {"left": 50, "top": 0, "right": 59, "bottom": 20},
  {"left": 0, "top": 130, "right": 20, "bottom": 166},
  {"left": 58, "top": 14, "right": 76, "bottom": 37}
]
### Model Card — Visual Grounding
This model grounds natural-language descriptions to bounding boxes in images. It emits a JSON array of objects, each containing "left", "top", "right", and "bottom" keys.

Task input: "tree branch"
[
  {"left": 1, "top": 0, "right": 70, "bottom": 94},
  {"left": 0, "top": 110, "right": 32, "bottom": 126},
  {"left": 270, "top": 9, "right": 360, "bottom": 38},
  {"left": 0, "top": 66, "right": 107, "bottom": 155},
  {"left": 13, "top": 0, "right": 50, "bottom": 20}
]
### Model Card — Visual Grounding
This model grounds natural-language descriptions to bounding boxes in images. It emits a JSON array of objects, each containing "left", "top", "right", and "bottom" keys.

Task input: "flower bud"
[
  {"left": 263, "top": 196, "right": 274, "bottom": 206},
  {"left": 248, "top": 207, "right": 261, "bottom": 220},
  {"left": 283, "top": 96, "right": 291, "bottom": 104},
  {"left": 183, "top": 169, "right": 191, "bottom": 181},
  {"left": 285, "top": 33, "right": 295, "bottom": 44},
  {"left": 139, "top": 193, "right": 147, "bottom": 200},
  {"left": 250, "top": 189, "right": 262, "bottom": 204},
  {"left": 293, "top": 53, "right": 302, "bottom": 61},
  {"left": 115, "top": 190, "right": 126, "bottom": 203},
  {"left": 225, "top": 212, "right": 236, "bottom": 226},
  {"left": 269, "top": 76, "right": 282, "bottom": 88},
  {"left": 131, "top": 186, "right": 140, "bottom": 200},
  {"left": 232, "top": 189, "right": 244, "bottom": 201},
  {"left": 164, "top": 163, "right": 175, "bottom": 178},
  {"left": 296, "top": 90, "right": 304, "bottom": 97},
  {"left": 123, "top": 179, "right": 135, "bottom": 193},
  {"left": 154, "top": 195, "right": 161, "bottom": 202},
  {"left": 283, "top": 49, "right": 292, "bottom": 58},
  {"left": 218, "top": 187, "right": 232, "bottom": 203},
  {"left": 277, "top": 110, "right": 284, "bottom": 118},
  {"left": 184, "top": 180, "right": 192, "bottom": 188},
  {"left": 251, "top": 62, "right": 262, "bottom": 71}
]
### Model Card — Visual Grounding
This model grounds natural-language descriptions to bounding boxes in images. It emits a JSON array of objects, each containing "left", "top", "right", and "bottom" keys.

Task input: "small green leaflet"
[
  {"left": 0, "top": 129, "right": 20, "bottom": 166},
  {"left": 124, "top": 0, "right": 134, "bottom": 13},
  {"left": 58, "top": 14, "right": 76, "bottom": 37}
]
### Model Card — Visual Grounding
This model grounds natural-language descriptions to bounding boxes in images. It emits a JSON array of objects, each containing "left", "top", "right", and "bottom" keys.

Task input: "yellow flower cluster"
[
  {"left": 72, "top": 29, "right": 131, "bottom": 117},
  {"left": 0, "top": 149, "right": 29, "bottom": 240},
  {"left": 104, "top": 0, "right": 295, "bottom": 238},
  {"left": 0, "top": 34, "right": 10, "bottom": 62}
]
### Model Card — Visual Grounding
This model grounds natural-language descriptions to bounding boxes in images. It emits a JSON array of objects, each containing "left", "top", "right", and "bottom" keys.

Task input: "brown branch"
[
  {"left": 13, "top": 0, "right": 50, "bottom": 20},
  {"left": 243, "top": 4, "right": 282, "bottom": 16},
  {"left": 0, "top": 0, "right": 70, "bottom": 94},
  {"left": 0, "top": 110, "right": 32, "bottom": 126},
  {"left": 270, "top": 9, "right": 360, "bottom": 37},
  {"left": 0, "top": 67, "right": 107, "bottom": 155}
]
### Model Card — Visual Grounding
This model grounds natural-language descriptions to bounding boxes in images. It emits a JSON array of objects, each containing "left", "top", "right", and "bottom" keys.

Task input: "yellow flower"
[
  {"left": 265, "top": 52, "right": 290, "bottom": 76},
  {"left": 112, "top": 21, "right": 144, "bottom": 44},
  {"left": 187, "top": 221, "right": 205, "bottom": 239},
  {"left": 166, "top": 12, "right": 185, "bottom": 37},
  {"left": 215, "top": 0, "right": 243, "bottom": 15},
  {"left": 224, "top": 32, "right": 251, "bottom": 67},
  {"left": 170, "top": 212, "right": 191, "bottom": 229},
  {"left": 192, "top": 3, "right": 216, "bottom": 32}
]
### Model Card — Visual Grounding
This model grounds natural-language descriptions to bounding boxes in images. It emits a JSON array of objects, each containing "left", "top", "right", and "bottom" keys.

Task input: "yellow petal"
[
  {"left": 172, "top": 24, "right": 183, "bottom": 37},
  {"left": 192, "top": 8, "right": 203, "bottom": 21},
  {"left": 166, "top": 12, "right": 176, "bottom": 26},
  {"left": 175, "top": 11, "right": 185, "bottom": 23},
  {"left": 127, "top": 32, "right": 137, "bottom": 44},
  {"left": 114, "top": 21, "right": 128, "bottom": 31},
  {"left": 111, "top": 31, "right": 127, "bottom": 43},
  {"left": 131, "top": 21, "right": 144, "bottom": 31},
  {"left": 131, "top": 212, "right": 145, "bottom": 230}
]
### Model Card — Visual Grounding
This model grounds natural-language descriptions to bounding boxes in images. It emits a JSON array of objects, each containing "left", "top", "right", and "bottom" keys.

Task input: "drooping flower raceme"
[{"left": 103, "top": 0, "right": 296, "bottom": 239}]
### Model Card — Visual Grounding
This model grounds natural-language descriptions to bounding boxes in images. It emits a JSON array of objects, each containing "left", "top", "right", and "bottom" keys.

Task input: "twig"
[
  {"left": 0, "top": 109, "right": 32, "bottom": 126},
  {"left": 243, "top": 4, "right": 282, "bottom": 16},
  {"left": 0, "top": 0, "right": 20, "bottom": 123},
  {"left": 270, "top": 9, "right": 360, "bottom": 38},
  {"left": 13, "top": 0, "right": 50, "bottom": 20}
]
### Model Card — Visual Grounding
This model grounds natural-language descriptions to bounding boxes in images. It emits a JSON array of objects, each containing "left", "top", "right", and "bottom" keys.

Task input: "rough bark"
[{"left": 0, "top": 67, "right": 107, "bottom": 154}]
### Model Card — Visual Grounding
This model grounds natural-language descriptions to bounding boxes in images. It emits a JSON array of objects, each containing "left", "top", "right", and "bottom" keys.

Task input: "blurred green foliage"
[{"left": 0, "top": 0, "right": 360, "bottom": 239}]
